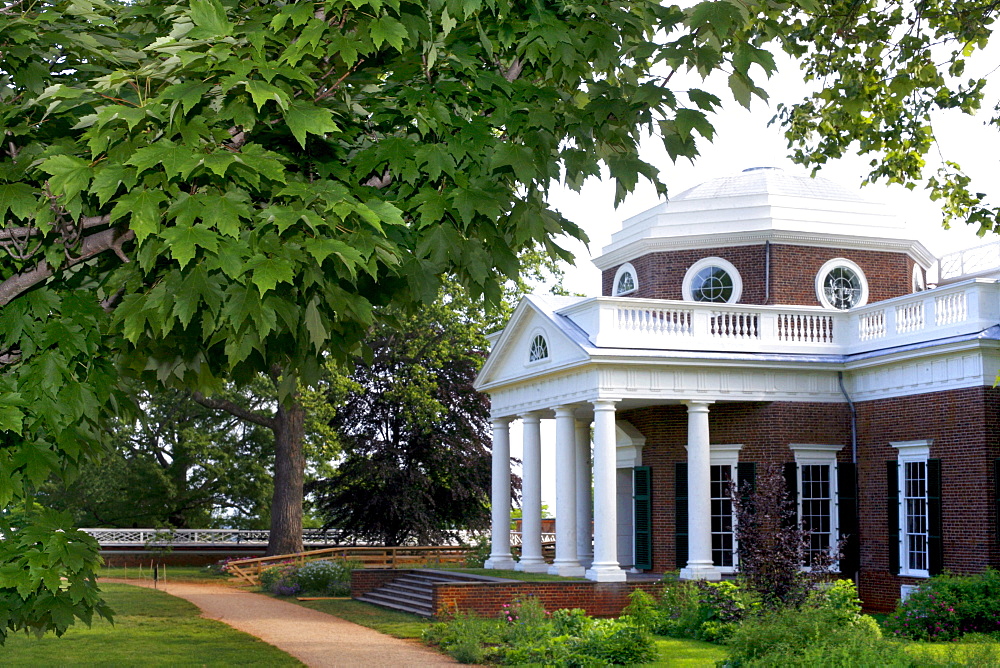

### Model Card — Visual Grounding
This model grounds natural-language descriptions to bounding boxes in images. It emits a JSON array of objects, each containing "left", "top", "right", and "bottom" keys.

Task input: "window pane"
[
  {"left": 710, "top": 465, "right": 735, "bottom": 567},
  {"left": 693, "top": 266, "right": 734, "bottom": 303}
]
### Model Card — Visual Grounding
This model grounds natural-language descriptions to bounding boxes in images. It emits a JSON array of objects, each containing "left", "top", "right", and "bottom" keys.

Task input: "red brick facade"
[
  {"left": 602, "top": 244, "right": 916, "bottom": 306},
  {"left": 619, "top": 388, "right": 1000, "bottom": 612}
]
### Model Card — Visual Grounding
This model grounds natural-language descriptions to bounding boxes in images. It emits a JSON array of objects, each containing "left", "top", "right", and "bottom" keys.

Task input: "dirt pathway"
[{"left": 107, "top": 579, "right": 456, "bottom": 667}]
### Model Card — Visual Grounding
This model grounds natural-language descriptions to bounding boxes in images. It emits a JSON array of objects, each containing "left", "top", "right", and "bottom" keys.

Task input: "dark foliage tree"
[
  {"left": 732, "top": 464, "right": 840, "bottom": 609},
  {"left": 308, "top": 284, "right": 515, "bottom": 546},
  {"left": 38, "top": 386, "right": 276, "bottom": 530}
]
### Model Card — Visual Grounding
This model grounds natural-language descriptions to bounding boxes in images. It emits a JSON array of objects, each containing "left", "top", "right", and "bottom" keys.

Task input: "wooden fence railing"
[{"left": 226, "top": 545, "right": 474, "bottom": 585}]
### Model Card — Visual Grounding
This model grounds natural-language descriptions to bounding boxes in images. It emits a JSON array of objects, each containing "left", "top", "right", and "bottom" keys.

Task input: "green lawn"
[
  {"left": 2, "top": 584, "right": 301, "bottom": 667},
  {"left": 283, "top": 596, "right": 433, "bottom": 639},
  {"left": 646, "top": 637, "right": 730, "bottom": 667},
  {"left": 437, "top": 566, "right": 586, "bottom": 582},
  {"left": 97, "top": 564, "right": 231, "bottom": 583}
]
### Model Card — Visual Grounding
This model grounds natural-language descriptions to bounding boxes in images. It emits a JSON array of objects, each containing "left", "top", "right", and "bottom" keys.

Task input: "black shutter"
[
  {"left": 633, "top": 466, "right": 652, "bottom": 570},
  {"left": 783, "top": 462, "right": 798, "bottom": 528},
  {"left": 737, "top": 462, "right": 756, "bottom": 501},
  {"left": 887, "top": 460, "right": 900, "bottom": 575},
  {"left": 995, "top": 459, "right": 1000, "bottom": 542},
  {"left": 837, "top": 462, "right": 860, "bottom": 578},
  {"left": 675, "top": 462, "right": 688, "bottom": 571},
  {"left": 928, "top": 458, "right": 943, "bottom": 575}
]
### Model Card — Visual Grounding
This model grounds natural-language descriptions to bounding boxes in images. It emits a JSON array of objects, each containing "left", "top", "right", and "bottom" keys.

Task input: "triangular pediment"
[{"left": 474, "top": 296, "right": 591, "bottom": 391}]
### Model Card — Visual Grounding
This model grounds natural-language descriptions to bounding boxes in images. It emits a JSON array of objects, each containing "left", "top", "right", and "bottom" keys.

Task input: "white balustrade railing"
[
  {"left": 83, "top": 528, "right": 345, "bottom": 546},
  {"left": 939, "top": 240, "right": 1000, "bottom": 280},
  {"left": 509, "top": 532, "right": 557, "bottom": 546},
  {"left": 558, "top": 279, "right": 1000, "bottom": 356}
]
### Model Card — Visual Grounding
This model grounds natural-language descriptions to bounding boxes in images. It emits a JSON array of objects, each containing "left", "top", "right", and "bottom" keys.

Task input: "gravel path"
[{"left": 108, "top": 580, "right": 456, "bottom": 667}]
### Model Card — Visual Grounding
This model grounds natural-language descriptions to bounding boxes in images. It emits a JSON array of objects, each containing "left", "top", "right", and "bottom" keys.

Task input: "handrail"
[{"left": 224, "top": 545, "right": 475, "bottom": 585}]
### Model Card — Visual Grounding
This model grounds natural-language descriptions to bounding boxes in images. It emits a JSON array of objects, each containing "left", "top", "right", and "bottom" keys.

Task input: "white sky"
[{"left": 509, "top": 51, "right": 1000, "bottom": 515}]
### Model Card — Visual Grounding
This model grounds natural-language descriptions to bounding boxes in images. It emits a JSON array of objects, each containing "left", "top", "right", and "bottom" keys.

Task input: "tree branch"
[
  {"left": 191, "top": 392, "right": 277, "bottom": 430},
  {"left": 0, "top": 226, "right": 134, "bottom": 308}
]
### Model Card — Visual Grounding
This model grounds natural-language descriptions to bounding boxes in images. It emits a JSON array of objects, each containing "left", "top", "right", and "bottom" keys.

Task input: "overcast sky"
[{"left": 508, "top": 50, "right": 1000, "bottom": 516}]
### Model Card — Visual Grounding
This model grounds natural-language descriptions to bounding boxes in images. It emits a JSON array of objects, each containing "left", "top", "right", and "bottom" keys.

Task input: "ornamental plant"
[{"left": 885, "top": 568, "right": 1000, "bottom": 641}]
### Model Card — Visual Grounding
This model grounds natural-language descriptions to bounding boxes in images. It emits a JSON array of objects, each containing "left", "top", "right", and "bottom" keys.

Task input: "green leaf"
[
  {"left": 0, "top": 183, "right": 37, "bottom": 220},
  {"left": 0, "top": 405, "right": 23, "bottom": 434},
  {"left": 91, "top": 165, "right": 133, "bottom": 206},
  {"left": 159, "top": 225, "right": 219, "bottom": 269},
  {"left": 244, "top": 255, "right": 295, "bottom": 295},
  {"left": 127, "top": 143, "right": 201, "bottom": 179},
  {"left": 39, "top": 155, "right": 92, "bottom": 202},
  {"left": 246, "top": 80, "right": 290, "bottom": 111},
  {"left": 303, "top": 297, "right": 327, "bottom": 351},
  {"left": 370, "top": 16, "right": 408, "bottom": 50},
  {"left": 283, "top": 102, "right": 340, "bottom": 149},
  {"left": 189, "top": 0, "right": 233, "bottom": 37},
  {"left": 110, "top": 189, "right": 167, "bottom": 242}
]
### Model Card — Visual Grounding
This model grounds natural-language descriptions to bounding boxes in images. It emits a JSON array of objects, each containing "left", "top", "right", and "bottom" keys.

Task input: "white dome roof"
[
  {"left": 672, "top": 167, "right": 865, "bottom": 203},
  {"left": 593, "top": 167, "right": 935, "bottom": 270}
]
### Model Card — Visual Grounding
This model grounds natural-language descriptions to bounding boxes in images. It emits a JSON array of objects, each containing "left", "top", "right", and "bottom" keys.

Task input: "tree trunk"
[{"left": 266, "top": 399, "right": 306, "bottom": 556}]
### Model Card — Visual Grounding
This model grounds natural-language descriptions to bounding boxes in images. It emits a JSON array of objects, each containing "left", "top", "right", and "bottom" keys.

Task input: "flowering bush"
[
  {"left": 885, "top": 569, "right": 1000, "bottom": 641},
  {"left": 259, "top": 559, "right": 359, "bottom": 597}
]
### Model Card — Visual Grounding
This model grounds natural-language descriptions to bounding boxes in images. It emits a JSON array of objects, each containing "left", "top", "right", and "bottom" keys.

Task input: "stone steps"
[{"left": 355, "top": 570, "right": 508, "bottom": 618}]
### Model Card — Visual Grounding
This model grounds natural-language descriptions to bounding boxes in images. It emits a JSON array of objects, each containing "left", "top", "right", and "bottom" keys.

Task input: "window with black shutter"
[
  {"left": 675, "top": 462, "right": 688, "bottom": 571},
  {"left": 634, "top": 466, "right": 652, "bottom": 570}
]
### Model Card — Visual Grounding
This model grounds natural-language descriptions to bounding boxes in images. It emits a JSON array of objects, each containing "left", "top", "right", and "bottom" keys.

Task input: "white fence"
[
  {"left": 82, "top": 528, "right": 345, "bottom": 547},
  {"left": 559, "top": 279, "right": 1000, "bottom": 356}
]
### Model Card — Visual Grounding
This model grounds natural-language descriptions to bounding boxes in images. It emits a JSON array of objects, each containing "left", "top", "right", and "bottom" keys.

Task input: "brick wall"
[
  {"left": 619, "top": 389, "right": 1000, "bottom": 612},
  {"left": 351, "top": 568, "right": 404, "bottom": 597},
  {"left": 854, "top": 387, "right": 1000, "bottom": 611},
  {"left": 434, "top": 580, "right": 662, "bottom": 619},
  {"left": 602, "top": 244, "right": 914, "bottom": 306},
  {"left": 621, "top": 401, "right": 852, "bottom": 575}
]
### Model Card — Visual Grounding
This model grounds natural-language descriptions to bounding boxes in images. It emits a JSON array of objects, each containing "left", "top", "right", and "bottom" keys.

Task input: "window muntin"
[
  {"left": 800, "top": 464, "right": 833, "bottom": 567},
  {"left": 815, "top": 258, "right": 868, "bottom": 310},
  {"left": 612, "top": 263, "right": 638, "bottom": 296},
  {"left": 692, "top": 266, "right": 734, "bottom": 303},
  {"left": 903, "top": 460, "right": 929, "bottom": 573},
  {"left": 527, "top": 334, "right": 548, "bottom": 362},
  {"left": 710, "top": 464, "right": 735, "bottom": 568},
  {"left": 682, "top": 257, "right": 743, "bottom": 304}
]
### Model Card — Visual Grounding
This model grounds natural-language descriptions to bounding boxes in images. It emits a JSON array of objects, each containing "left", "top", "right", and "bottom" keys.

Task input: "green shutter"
[
  {"left": 633, "top": 466, "right": 652, "bottom": 570},
  {"left": 887, "top": 461, "right": 900, "bottom": 575},
  {"left": 837, "top": 462, "right": 860, "bottom": 578},
  {"left": 928, "top": 458, "right": 943, "bottom": 575},
  {"left": 783, "top": 462, "right": 798, "bottom": 528},
  {"left": 675, "top": 462, "right": 688, "bottom": 571}
]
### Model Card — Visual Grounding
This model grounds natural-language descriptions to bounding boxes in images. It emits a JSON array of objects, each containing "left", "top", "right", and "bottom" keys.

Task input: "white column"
[
  {"left": 680, "top": 400, "right": 721, "bottom": 581},
  {"left": 575, "top": 416, "right": 593, "bottom": 568},
  {"left": 586, "top": 399, "right": 626, "bottom": 582},
  {"left": 549, "top": 406, "right": 584, "bottom": 576},
  {"left": 485, "top": 417, "right": 516, "bottom": 570},
  {"left": 516, "top": 413, "right": 548, "bottom": 572}
]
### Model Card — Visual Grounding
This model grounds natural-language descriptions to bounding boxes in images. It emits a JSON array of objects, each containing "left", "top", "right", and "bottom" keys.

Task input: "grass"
[
  {"left": 97, "top": 564, "right": 231, "bottom": 583},
  {"left": 903, "top": 638, "right": 1000, "bottom": 665},
  {"left": 645, "top": 636, "right": 730, "bottom": 667},
  {"left": 283, "top": 596, "right": 434, "bottom": 639},
  {"left": 2, "top": 584, "right": 301, "bottom": 667}
]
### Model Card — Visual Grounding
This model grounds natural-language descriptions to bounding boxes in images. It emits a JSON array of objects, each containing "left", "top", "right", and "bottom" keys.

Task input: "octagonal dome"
[{"left": 594, "top": 167, "right": 934, "bottom": 270}]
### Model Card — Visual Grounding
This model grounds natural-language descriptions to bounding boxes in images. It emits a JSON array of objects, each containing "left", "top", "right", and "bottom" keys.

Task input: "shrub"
[
  {"left": 654, "top": 579, "right": 756, "bottom": 641},
  {"left": 725, "top": 605, "right": 896, "bottom": 667},
  {"left": 568, "top": 618, "right": 656, "bottom": 666},
  {"left": 807, "top": 579, "right": 863, "bottom": 624},
  {"left": 423, "top": 611, "right": 501, "bottom": 664},
  {"left": 463, "top": 536, "right": 492, "bottom": 568},
  {"left": 885, "top": 569, "right": 1000, "bottom": 641},
  {"left": 259, "top": 559, "right": 359, "bottom": 597}
]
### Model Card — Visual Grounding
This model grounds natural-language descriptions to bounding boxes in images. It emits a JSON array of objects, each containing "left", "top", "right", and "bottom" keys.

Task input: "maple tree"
[{"left": 0, "top": 0, "right": 782, "bottom": 642}]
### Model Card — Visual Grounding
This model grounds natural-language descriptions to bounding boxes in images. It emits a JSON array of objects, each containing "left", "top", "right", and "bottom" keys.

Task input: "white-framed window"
[
  {"left": 709, "top": 444, "right": 742, "bottom": 572},
  {"left": 815, "top": 258, "right": 869, "bottom": 310},
  {"left": 790, "top": 444, "right": 843, "bottom": 568},
  {"left": 912, "top": 264, "right": 926, "bottom": 293},
  {"left": 892, "top": 439, "right": 932, "bottom": 578},
  {"left": 613, "top": 262, "right": 638, "bottom": 296},
  {"left": 527, "top": 332, "right": 549, "bottom": 363},
  {"left": 682, "top": 257, "right": 743, "bottom": 304}
]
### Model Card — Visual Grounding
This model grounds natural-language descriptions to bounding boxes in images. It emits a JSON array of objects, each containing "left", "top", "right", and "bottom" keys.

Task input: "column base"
[
  {"left": 679, "top": 564, "right": 722, "bottom": 581},
  {"left": 548, "top": 561, "right": 586, "bottom": 577},
  {"left": 515, "top": 559, "right": 550, "bottom": 573},
  {"left": 576, "top": 553, "right": 594, "bottom": 569},
  {"left": 585, "top": 564, "right": 627, "bottom": 582},
  {"left": 484, "top": 556, "right": 516, "bottom": 570}
]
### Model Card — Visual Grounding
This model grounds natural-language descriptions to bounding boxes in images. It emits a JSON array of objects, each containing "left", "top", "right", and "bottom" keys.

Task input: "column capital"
[
  {"left": 553, "top": 405, "right": 577, "bottom": 419},
  {"left": 491, "top": 416, "right": 515, "bottom": 427},
  {"left": 591, "top": 399, "right": 619, "bottom": 412},
  {"left": 520, "top": 411, "right": 544, "bottom": 423},
  {"left": 681, "top": 400, "right": 714, "bottom": 413}
]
